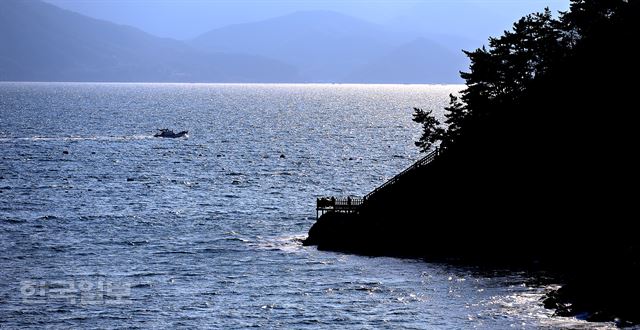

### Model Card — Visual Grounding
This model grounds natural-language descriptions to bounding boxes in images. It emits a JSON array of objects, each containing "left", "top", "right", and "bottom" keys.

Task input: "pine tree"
[{"left": 412, "top": 108, "right": 445, "bottom": 152}]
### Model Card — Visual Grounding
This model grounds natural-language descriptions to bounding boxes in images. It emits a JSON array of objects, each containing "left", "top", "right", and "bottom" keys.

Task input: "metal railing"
[
  {"left": 316, "top": 196, "right": 363, "bottom": 218},
  {"left": 317, "top": 196, "right": 364, "bottom": 209},
  {"left": 316, "top": 147, "right": 441, "bottom": 218},
  {"left": 363, "top": 147, "right": 440, "bottom": 200}
]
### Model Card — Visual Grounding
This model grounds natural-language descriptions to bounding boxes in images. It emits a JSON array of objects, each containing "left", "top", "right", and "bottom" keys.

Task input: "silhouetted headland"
[{"left": 305, "top": 0, "right": 640, "bottom": 325}]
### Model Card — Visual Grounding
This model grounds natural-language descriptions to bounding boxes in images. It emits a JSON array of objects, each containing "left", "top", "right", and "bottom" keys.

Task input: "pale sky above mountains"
[{"left": 43, "top": 0, "right": 570, "bottom": 41}]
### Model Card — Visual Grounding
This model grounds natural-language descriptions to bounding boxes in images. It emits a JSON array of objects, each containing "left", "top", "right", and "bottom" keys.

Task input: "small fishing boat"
[{"left": 153, "top": 129, "right": 188, "bottom": 138}]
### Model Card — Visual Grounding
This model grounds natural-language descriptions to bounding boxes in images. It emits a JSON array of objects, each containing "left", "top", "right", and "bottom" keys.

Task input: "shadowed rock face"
[
  {"left": 305, "top": 1, "right": 640, "bottom": 325},
  {"left": 305, "top": 133, "right": 639, "bottom": 323}
]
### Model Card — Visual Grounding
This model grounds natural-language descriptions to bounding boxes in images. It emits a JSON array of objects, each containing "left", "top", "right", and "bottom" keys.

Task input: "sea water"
[{"left": 0, "top": 83, "right": 606, "bottom": 328}]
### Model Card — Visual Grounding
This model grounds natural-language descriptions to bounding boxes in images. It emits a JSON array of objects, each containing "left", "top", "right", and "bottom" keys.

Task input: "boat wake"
[{"left": 0, "top": 135, "right": 154, "bottom": 142}]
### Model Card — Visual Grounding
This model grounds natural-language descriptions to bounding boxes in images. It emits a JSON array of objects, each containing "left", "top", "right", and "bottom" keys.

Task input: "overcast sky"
[{"left": 43, "top": 0, "right": 570, "bottom": 40}]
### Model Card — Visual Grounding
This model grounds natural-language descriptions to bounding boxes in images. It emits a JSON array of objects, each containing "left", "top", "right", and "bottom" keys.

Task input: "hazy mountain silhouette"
[
  {"left": 345, "top": 38, "right": 465, "bottom": 84},
  {"left": 191, "top": 11, "right": 399, "bottom": 82},
  {"left": 1, "top": 1, "right": 468, "bottom": 83},
  {"left": 0, "top": 0, "right": 299, "bottom": 82},
  {"left": 191, "top": 11, "right": 464, "bottom": 83}
]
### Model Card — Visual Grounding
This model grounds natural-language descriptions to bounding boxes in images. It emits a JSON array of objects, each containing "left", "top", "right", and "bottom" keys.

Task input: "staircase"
[
  {"left": 316, "top": 147, "right": 441, "bottom": 218},
  {"left": 363, "top": 147, "right": 440, "bottom": 201}
]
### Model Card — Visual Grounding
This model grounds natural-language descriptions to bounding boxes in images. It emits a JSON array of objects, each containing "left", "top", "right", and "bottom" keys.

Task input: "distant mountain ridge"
[
  {"left": 1, "top": 0, "right": 465, "bottom": 83},
  {"left": 0, "top": 0, "right": 299, "bottom": 82},
  {"left": 191, "top": 11, "right": 465, "bottom": 83}
]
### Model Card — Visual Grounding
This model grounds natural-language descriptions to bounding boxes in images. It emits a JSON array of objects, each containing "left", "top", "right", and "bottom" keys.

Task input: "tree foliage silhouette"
[
  {"left": 414, "top": 0, "right": 635, "bottom": 153},
  {"left": 412, "top": 108, "right": 444, "bottom": 152},
  {"left": 410, "top": 1, "right": 640, "bottom": 322}
]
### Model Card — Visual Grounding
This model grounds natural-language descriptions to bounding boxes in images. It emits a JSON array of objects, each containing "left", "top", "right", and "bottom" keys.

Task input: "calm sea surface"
[{"left": 0, "top": 83, "right": 606, "bottom": 329}]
